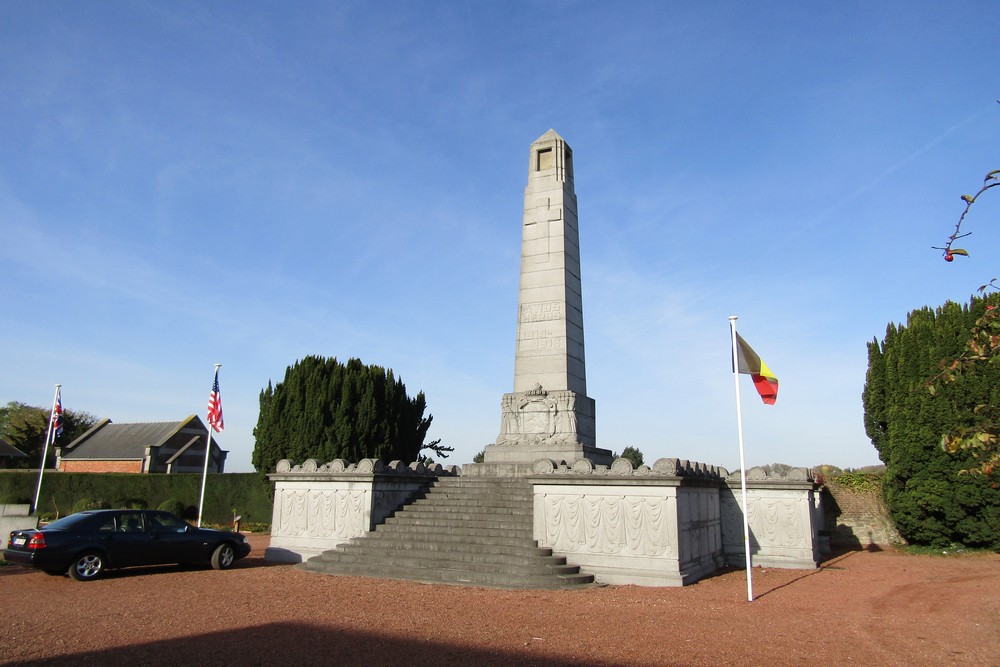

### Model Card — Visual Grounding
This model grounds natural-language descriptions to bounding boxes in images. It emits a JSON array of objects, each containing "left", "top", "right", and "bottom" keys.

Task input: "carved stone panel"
[{"left": 538, "top": 492, "right": 674, "bottom": 558}]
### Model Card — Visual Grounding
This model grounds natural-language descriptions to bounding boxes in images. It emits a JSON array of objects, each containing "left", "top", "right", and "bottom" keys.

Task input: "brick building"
[{"left": 55, "top": 415, "right": 227, "bottom": 474}]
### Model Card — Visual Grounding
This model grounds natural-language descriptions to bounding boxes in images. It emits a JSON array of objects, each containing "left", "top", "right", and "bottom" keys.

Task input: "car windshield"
[{"left": 42, "top": 512, "right": 106, "bottom": 531}]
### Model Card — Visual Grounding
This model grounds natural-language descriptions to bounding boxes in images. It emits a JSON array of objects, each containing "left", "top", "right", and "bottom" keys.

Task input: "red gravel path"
[{"left": 2, "top": 535, "right": 998, "bottom": 666}]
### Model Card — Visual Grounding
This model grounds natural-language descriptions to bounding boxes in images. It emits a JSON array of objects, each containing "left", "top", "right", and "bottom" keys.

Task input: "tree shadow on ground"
[{"left": 8, "top": 621, "right": 636, "bottom": 667}]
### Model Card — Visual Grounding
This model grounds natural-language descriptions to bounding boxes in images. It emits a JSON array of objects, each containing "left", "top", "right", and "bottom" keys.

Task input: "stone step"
[
  {"left": 432, "top": 478, "right": 532, "bottom": 488},
  {"left": 312, "top": 550, "right": 577, "bottom": 575},
  {"left": 354, "top": 530, "right": 541, "bottom": 550},
  {"left": 402, "top": 503, "right": 533, "bottom": 522},
  {"left": 300, "top": 476, "right": 593, "bottom": 589},
  {"left": 298, "top": 560, "right": 594, "bottom": 589},
  {"left": 411, "top": 493, "right": 533, "bottom": 507},
  {"left": 334, "top": 540, "right": 554, "bottom": 559},
  {"left": 375, "top": 520, "right": 530, "bottom": 539},
  {"left": 382, "top": 513, "right": 532, "bottom": 529}
]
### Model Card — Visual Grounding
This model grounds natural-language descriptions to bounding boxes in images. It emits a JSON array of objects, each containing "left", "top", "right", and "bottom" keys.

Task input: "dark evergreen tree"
[
  {"left": 863, "top": 296, "right": 1000, "bottom": 548},
  {"left": 0, "top": 402, "right": 98, "bottom": 469},
  {"left": 252, "top": 356, "right": 443, "bottom": 474},
  {"left": 613, "top": 446, "right": 644, "bottom": 469}
]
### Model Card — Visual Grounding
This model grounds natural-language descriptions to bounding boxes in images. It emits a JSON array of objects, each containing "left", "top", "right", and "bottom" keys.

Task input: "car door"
[
  {"left": 111, "top": 510, "right": 154, "bottom": 567},
  {"left": 146, "top": 511, "right": 200, "bottom": 564}
]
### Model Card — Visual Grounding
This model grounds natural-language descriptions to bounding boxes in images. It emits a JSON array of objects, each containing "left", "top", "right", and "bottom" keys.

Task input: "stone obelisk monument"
[{"left": 484, "top": 130, "right": 612, "bottom": 468}]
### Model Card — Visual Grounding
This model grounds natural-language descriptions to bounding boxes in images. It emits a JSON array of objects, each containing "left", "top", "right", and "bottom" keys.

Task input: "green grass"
[{"left": 898, "top": 543, "right": 996, "bottom": 556}]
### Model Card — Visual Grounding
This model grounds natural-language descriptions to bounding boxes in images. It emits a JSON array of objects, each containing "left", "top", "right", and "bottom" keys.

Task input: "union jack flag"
[
  {"left": 207, "top": 369, "right": 224, "bottom": 433},
  {"left": 51, "top": 388, "right": 63, "bottom": 438}
]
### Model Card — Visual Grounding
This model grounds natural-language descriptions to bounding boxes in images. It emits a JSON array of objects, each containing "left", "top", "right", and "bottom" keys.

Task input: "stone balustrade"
[
  {"left": 527, "top": 457, "right": 727, "bottom": 586},
  {"left": 265, "top": 458, "right": 456, "bottom": 564},
  {"left": 264, "top": 456, "right": 824, "bottom": 585},
  {"left": 721, "top": 466, "right": 824, "bottom": 569}
]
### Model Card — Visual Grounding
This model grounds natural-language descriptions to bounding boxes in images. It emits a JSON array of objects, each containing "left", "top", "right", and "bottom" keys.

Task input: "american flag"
[
  {"left": 51, "top": 388, "right": 63, "bottom": 439},
  {"left": 207, "top": 369, "right": 224, "bottom": 433}
]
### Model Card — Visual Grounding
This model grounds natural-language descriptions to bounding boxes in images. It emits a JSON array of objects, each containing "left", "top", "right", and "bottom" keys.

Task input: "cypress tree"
[
  {"left": 252, "top": 356, "right": 438, "bottom": 474},
  {"left": 863, "top": 297, "right": 1000, "bottom": 548}
]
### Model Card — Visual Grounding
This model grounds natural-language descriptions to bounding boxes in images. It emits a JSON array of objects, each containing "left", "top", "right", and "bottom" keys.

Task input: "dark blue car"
[{"left": 3, "top": 509, "right": 251, "bottom": 580}]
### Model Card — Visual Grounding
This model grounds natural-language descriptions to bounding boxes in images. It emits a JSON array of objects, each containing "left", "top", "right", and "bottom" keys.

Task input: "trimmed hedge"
[{"left": 0, "top": 472, "right": 273, "bottom": 526}]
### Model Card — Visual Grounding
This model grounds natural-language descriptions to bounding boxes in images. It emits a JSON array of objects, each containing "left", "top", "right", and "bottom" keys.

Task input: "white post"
[
  {"left": 31, "top": 384, "right": 61, "bottom": 515},
  {"left": 197, "top": 364, "right": 220, "bottom": 528},
  {"left": 729, "top": 316, "right": 754, "bottom": 602}
]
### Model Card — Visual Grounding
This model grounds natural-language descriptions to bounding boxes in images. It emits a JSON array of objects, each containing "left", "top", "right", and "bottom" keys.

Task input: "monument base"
[
  {"left": 486, "top": 385, "right": 608, "bottom": 466},
  {"left": 482, "top": 441, "right": 613, "bottom": 468}
]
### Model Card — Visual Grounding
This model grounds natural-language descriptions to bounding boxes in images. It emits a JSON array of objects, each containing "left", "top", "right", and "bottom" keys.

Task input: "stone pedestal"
[{"left": 487, "top": 385, "right": 610, "bottom": 466}]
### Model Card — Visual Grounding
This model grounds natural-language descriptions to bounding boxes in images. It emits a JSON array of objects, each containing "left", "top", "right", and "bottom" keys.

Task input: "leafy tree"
[
  {"left": 933, "top": 167, "right": 1000, "bottom": 476},
  {"left": 472, "top": 449, "right": 485, "bottom": 463},
  {"left": 613, "top": 446, "right": 644, "bottom": 468},
  {"left": 932, "top": 303, "right": 1000, "bottom": 475},
  {"left": 863, "top": 298, "right": 1000, "bottom": 548},
  {"left": 252, "top": 356, "right": 446, "bottom": 473},
  {"left": 0, "top": 401, "right": 98, "bottom": 469},
  {"left": 761, "top": 462, "right": 793, "bottom": 476}
]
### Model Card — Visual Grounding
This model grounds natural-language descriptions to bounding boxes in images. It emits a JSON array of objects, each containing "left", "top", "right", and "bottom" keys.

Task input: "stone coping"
[
  {"left": 269, "top": 458, "right": 461, "bottom": 477},
  {"left": 529, "top": 457, "right": 729, "bottom": 479},
  {"left": 725, "top": 466, "right": 816, "bottom": 486},
  {"left": 266, "top": 458, "right": 816, "bottom": 486}
]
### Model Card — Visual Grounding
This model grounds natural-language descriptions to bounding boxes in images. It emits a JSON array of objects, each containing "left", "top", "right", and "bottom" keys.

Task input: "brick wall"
[
  {"left": 822, "top": 481, "right": 902, "bottom": 547},
  {"left": 60, "top": 460, "right": 144, "bottom": 474}
]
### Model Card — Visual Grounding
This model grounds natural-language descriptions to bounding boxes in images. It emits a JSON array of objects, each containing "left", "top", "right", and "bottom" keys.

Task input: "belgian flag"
[{"left": 734, "top": 333, "right": 778, "bottom": 405}]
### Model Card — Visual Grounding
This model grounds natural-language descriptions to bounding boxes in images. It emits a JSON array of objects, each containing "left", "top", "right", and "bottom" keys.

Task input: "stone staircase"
[{"left": 297, "top": 476, "right": 594, "bottom": 589}]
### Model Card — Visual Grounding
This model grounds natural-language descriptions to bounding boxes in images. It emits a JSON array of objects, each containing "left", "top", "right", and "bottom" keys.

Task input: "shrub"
[
  {"left": 72, "top": 497, "right": 110, "bottom": 513},
  {"left": 241, "top": 521, "right": 271, "bottom": 533},
  {"left": 157, "top": 498, "right": 186, "bottom": 516},
  {"left": 864, "top": 297, "right": 1000, "bottom": 548}
]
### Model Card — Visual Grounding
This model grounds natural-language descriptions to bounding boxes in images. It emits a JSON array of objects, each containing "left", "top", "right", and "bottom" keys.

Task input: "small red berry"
[{"left": 945, "top": 253, "right": 954, "bottom": 262}]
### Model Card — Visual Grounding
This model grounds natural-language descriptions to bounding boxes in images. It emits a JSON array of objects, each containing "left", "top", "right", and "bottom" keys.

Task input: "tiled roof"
[
  {"left": 0, "top": 438, "right": 27, "bottom": 458},
  {"left": 60, "top": 416, "right": 205, "bottom": 460}
]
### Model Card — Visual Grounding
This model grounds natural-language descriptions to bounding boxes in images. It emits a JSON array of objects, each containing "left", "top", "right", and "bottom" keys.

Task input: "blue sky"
[{"left": 2, "top": 1, "right": 998, "bottom": 473}]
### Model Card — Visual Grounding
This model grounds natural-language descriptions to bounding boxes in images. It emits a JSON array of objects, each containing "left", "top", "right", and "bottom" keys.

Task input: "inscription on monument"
[
  {"left": 518, "top": 337, "right": 564, "bottom": 351},
  {"left": 520, "top": 301, "right": 563, "bottom": 323}
]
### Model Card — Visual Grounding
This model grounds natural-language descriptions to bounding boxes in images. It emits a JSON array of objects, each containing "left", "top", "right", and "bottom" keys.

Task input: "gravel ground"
[{"left": 2, "top": 535, "right": 998, "bottom": 666}]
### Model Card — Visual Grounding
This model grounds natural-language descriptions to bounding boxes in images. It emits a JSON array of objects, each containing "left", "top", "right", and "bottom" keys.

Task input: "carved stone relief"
[
  {"left": 497, "top": 384, "right": 586, "bottom": 447},
  {"left": 540, "top": 494, "right": 673, "bottom": 558},
  {"left": 275, "top": 488, "right": 368, "bottom": 540}
]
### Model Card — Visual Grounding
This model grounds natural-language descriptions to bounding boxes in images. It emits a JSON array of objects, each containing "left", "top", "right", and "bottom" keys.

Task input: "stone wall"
[
  {"left": 822, "top": 478, "right": 901, "bottom": 547},
  {"left": 722, "top": 467, "right": 823, "bottom": 569},
  {"left": 0, "top": 504, "right": 35, "bottom": 543},
  {"left": 263, "top": 455, "right": 827, "bottom": 585},
  {"left": 529, "top": 457, "right": 727, "bottom": 586},
  {"left": 265, "top": 458, "right": 454, "bottom": 563}
]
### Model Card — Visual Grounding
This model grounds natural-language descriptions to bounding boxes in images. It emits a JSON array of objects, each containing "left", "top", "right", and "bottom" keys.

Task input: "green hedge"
[{"left": 0, "top": 472, "right": 273, "bottom": 526}]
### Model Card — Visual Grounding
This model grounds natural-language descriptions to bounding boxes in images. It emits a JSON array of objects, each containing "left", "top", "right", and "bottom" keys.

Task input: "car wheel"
[
  {"left": 69, "top": 552, "right": 105, "bottom": 581},
  {"left": 211, "top": 543, "right": 236, "bottom": 570}
]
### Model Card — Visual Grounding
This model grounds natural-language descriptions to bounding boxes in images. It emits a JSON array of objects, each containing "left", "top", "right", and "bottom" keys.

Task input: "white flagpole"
[
  {"left": 32, "top": 384, "right": 61, "bottom": 515},
  {"left": 197, "top": 363, "right": 221, "bottom": 528},
  {"left": 729, "top": 316, "right": 754, "bottom": 602}
]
